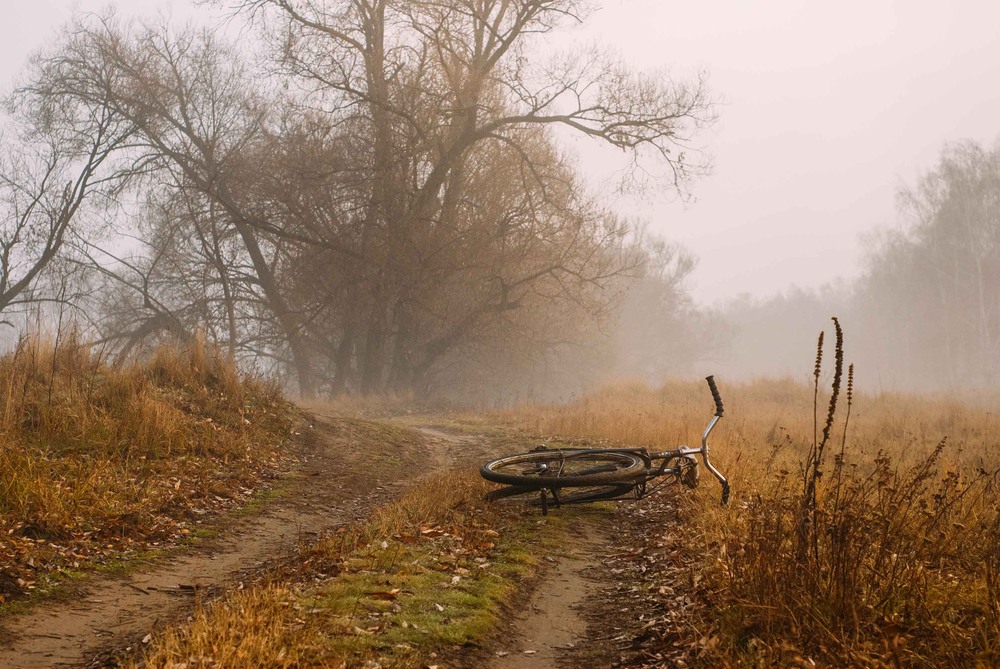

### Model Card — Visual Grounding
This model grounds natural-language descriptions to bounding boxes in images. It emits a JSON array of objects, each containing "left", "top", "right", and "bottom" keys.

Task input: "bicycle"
[{"left": 480, "top": 376, "right": 730, "bottom": 514}]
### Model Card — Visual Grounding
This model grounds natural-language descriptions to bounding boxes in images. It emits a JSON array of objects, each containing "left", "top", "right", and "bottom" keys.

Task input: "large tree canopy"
[{"left": 4, "top": 2, "right": 715, "bottom": 398}]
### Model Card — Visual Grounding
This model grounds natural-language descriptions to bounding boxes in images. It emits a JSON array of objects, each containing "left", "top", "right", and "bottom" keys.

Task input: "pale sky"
[{"left": 3, "top": 1, "right": 999, "bottom": 304}]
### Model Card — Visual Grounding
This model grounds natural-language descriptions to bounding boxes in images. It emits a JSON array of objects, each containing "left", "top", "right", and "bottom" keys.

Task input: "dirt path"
[
  {"left": 487, "top": 517, "right": 612, "bottom": 669},
  {"left": 0, "top": 414, "right": 484, "bottom": 668}
]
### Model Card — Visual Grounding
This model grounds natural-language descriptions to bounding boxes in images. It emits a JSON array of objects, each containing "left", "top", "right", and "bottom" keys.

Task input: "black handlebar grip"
[{"left": 706, "top": 375, "right": 724, "bottom": 417}]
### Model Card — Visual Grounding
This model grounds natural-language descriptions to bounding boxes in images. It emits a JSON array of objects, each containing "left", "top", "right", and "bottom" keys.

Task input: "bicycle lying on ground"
[{"left": 480, "top": 376, "right": 729, "bottom": 514}]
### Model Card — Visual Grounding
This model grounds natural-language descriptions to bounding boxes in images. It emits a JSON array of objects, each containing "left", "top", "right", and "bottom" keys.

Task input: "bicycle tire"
[
  {"left": 485, "top": 483, "right": 637, "bottom": 505},
  {"left": 480, "top": 450, "right": 646, "bottom": 487},
  {"left": 677, "top": 455, "right": 699, "bottom": 489},
  {"left": 642, "top": 455, "right": 699, "bottom": 496}
]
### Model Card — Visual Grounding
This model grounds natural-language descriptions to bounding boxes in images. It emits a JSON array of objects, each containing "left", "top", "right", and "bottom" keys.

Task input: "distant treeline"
[{"left": 711, "top": 139, "right": 1000, "bottom": 392}]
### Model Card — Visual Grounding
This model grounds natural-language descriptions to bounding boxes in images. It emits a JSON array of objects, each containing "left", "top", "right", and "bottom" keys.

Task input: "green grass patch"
[{"left": 129, "top": 471, "right": 586, "bottom": 668}]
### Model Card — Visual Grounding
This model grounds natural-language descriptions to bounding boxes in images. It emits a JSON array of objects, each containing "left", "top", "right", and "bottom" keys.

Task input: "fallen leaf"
[{"left": 370, "top": 589, "right": 402, "bottom": 601}]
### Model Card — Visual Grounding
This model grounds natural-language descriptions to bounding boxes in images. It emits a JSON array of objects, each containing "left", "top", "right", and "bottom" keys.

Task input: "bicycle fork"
[{"left": 700, "top": 412, "right": 730, "bottom": 505}]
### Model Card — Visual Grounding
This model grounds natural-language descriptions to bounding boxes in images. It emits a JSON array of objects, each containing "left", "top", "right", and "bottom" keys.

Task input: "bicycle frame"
[{"left": 643, "top": 410, "right": 730, "bottom": 504}]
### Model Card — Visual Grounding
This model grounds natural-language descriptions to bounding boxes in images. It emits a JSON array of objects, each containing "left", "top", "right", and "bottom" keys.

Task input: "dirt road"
[
  {"left": 0, "top": 412, "right": 649, "bottom": 669},
  {"left": 0, "top": 414, "right": 484, "bottom": 668},
  {"left": 481, "top": 500, "right": 693, "bottom": 669}
]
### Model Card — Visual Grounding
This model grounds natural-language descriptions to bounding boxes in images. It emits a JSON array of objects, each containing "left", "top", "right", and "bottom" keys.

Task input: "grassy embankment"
[
  {"left": 491, "top": 325, "right": 1000, "bottom": 667},
  {"left": 0, "top": 331, "right": 292, "bottom": 603}
]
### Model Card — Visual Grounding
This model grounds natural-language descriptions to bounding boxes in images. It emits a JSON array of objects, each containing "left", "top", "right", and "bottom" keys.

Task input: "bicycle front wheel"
[{"left": 480, "top": 450, "right": 646, "bottom": 488}]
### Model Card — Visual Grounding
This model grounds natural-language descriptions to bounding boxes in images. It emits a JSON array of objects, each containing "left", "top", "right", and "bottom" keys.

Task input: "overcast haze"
[{"left": 3, "top": 0, "right": 999, "bottom": 304}]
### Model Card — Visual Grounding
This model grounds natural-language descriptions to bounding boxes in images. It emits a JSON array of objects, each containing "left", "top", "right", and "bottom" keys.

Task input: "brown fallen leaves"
[{"left": 571, "top": 495, "right": 714, "bottom": 669}]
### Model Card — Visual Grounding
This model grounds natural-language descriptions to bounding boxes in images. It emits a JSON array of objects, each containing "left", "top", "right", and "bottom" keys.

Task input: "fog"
[{"left": 1, "top": 1, "right": 999, "bottom": 401}]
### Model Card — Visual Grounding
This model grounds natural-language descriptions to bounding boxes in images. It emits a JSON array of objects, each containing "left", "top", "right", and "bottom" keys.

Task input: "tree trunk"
[{"left": 330, "top": 325, "right": 355, "bottom": 396}]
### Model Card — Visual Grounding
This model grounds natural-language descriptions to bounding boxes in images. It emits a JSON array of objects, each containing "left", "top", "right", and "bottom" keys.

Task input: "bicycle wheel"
[
  {"left": 480, "top": 450, "right": 646, "bottom": 487},
  {"left": 485, "top": 483, "right": 637, "bottom": 505},
  {"left": 676, "top": 455, "right": 699, "bottom": 489}
]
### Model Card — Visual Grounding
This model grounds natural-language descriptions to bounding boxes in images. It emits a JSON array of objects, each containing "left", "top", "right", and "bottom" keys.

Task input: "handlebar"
[
  {"left": 701, "top": 375, "right": 730, "bottom": 505},
  {"left": 706, "top": 374, "right": 724, "bottom": 417}
]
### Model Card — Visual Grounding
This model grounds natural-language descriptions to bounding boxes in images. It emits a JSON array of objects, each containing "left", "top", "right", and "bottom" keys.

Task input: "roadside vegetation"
[
  {"left": 0, "top": 331, "right": 292, "bottom": 603},
  {"left": 128, "top": 471, "right": 571, "bottom": 669},
  {"left": 491, "top": 323, "right": 1000, "bottom": 667}
]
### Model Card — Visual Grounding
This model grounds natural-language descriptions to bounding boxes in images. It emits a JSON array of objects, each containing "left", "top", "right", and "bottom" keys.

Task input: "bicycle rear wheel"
[{"left": 480, "top": 450, "right": 646, "bottom": 487}]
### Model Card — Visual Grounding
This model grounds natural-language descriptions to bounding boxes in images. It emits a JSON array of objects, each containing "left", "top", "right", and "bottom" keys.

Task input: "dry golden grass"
[
  {"left": 490, "top": 354, "right": 1000, "bottom": 666},
  {"left": 0, "top": 329, "right": 292, "bottom": 600}
]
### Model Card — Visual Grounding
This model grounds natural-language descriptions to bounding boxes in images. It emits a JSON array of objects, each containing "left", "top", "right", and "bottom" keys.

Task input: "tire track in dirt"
[
  {"left": 0, "top": 414, "right": 486, "bottom": 668},
  {"left": 486, "top": 517, "right": 611, "bottom": 669}
]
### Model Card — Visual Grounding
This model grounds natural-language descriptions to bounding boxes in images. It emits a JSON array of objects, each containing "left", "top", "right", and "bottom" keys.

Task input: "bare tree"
[
  {"left": 31, "top": 16, "right": 331, "bottom": 395},
  {"left": 0, "top": 57, "right": 134, "bottom": 315},
  {"left": 611, "top": 239, "right": 709, "bottom": 383},
  {"left": 22, "top": 2, "right": 715, "bottom": 399}
]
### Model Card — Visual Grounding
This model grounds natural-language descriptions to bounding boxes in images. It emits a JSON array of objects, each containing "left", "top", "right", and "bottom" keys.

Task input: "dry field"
[{"left": 489, "top": 328, "right": 1000, "bottom": 667}]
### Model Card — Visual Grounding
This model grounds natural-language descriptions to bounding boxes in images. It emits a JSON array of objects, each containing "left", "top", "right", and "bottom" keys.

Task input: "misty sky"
[{"left": 2, "top": 0, "right": 999, "bottom": 304}]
